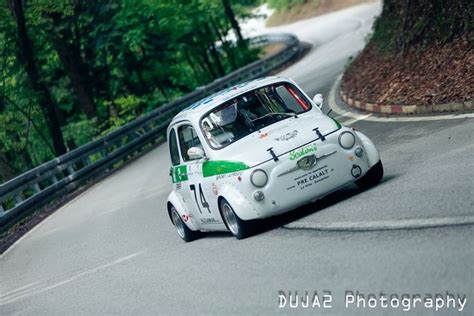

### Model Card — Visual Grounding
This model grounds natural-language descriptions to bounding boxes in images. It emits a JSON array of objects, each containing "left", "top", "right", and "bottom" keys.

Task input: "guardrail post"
[
  {"left": 14, "top": 194, "right": 23, "bottom": 205},
  {"left": 83, "top": 157, "right": 91, "bottom": 166},
  {"left": 67, "top": 165, "right": 75, "bottom": 175},
  {"left": 32, "top": 183, "right": 41, "bottom": 194}
]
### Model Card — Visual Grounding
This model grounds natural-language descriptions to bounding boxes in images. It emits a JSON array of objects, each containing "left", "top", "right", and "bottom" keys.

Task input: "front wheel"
[
  {"left": 356, "top": 160, "right": 384, "bottom": 188},
  {"left": 219, "top": 198, "right": 252, "bottom": 240},
  {"left": 170, "top": 206, "right": 199, "bottom": 242}
]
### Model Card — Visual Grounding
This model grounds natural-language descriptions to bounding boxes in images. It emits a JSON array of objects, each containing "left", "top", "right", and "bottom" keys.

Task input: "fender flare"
[
  {"left": 218, "top": 184, "right": 260, "bottom": 221},
  {"left": 355, "top": 131, "right": 380, "bottom": 168},
  {"left": 166, "top": 191, "right": 199, "bottom": 231}
]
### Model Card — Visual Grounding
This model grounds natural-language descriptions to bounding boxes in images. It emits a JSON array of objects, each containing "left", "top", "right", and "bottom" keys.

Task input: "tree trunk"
[
  {"left": 0, "top": 150, "right": 16, "bottom": 182},
  {"left": 206, "top": 24, "right": 225, "bottom": 77},
  {"left": 221, "top": 0, "right": 243, "bottom": 43},
  {"left": 10, "top": 0, "right": 67, "bottom": 156},
  {"left": 50, "top": 14, "right": 97, "bottom": 119}
]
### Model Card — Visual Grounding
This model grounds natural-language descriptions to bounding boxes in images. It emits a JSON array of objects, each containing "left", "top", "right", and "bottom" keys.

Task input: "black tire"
[
  {"left": 169, "top": 206, "right": 199, "bottom": 242},
  {"left": 355, "top": 160, "right": 384, "bottom": 188},
  {"left": 219, "top": 198, "right": 252, "bottom": 240}
]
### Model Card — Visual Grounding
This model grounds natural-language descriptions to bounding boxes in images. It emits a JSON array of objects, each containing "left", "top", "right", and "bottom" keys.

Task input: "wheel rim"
[
  {"left": 171, "top": 208, "right": 185, "bottom": 238},
  {"left": 222, "top": 202, "right": 239, "bottom": 235}
]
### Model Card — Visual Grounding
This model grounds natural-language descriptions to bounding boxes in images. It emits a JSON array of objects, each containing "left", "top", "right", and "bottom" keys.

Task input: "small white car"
[{"left": 166, "top": 76, "right": 383, "bottom": 241}]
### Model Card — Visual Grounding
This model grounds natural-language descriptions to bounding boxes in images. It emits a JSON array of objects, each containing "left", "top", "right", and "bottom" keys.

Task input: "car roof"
[{"left": 169, "top": 76, "right": 293, "bottom": 127}]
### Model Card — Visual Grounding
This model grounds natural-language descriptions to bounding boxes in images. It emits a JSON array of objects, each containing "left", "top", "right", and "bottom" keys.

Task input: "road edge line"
[{"left": 282, "top": 215, "right": 474, "bottom": 232}]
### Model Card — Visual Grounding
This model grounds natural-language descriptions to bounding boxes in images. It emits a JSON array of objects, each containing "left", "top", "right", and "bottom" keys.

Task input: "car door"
[{"left": 176, "top": 124, "right": 220, "bottom": 227}]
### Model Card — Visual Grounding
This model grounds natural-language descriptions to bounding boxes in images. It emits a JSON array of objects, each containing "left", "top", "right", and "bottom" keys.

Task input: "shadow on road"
[
  {"left": 256, "top": 174, "right": 399, "bottom": 235},
  {"left": 201, "top": 174, "right": 398, "bottom": 240}
]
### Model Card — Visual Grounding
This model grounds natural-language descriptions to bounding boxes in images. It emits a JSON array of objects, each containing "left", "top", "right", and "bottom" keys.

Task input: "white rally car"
[{"left": 166, "top": 76, "right": 383, "bottom": 241}]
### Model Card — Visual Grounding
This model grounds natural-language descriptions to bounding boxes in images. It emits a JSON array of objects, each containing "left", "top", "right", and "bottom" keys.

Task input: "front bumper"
[{"left": 242, "top": 134, "right": 371, "bottom": 219}]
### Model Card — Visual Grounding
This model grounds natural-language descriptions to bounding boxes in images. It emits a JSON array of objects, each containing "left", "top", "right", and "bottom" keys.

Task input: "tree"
[
  {"left": 373, "top": 0, "right": 473, "bottom": 52},
  {"left": 9, "top": 0, "right": 67, "bottom": 155},
  {"left": 50, "top": 10, "right": 97, "bottom": 119},
  {"left": 0, "top": 0, "right": 261, "bottom": 180},
  {"left": 222, "top": 0, "right": 244, "bottom": 42}
]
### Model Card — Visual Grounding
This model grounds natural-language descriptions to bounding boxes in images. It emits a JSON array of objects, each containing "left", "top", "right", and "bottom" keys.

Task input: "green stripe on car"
[
  {"left": 171, "top": 161, "right": 249, "bottom": 183},
  {"left": 202, "top": 160, "right": 249, "bottom": 177},
  {"left": 331, "top": 117, "right": 342, "bottom": 129}
]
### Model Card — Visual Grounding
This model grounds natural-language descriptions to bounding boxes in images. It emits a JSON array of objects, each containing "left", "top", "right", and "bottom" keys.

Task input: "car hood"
[{"left": 215, "top": 112, "right": 341, "bottom": 167}]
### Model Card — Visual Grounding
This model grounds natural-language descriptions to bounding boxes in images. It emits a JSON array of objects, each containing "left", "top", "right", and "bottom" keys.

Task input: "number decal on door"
[{"left": 190, "top": 183, "right": 211, "bottom": 214}]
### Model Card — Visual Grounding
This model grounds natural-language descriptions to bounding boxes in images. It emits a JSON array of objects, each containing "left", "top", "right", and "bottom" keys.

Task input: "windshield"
[{"left": 200, "top": 83, "right": 311, "bottom": 149}]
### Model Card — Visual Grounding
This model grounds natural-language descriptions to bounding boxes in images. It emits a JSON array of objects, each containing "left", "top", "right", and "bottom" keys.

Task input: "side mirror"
[
  {"left": 313, "top": 94, "right": 323, "bottom": 108},
  {"left": 187, "top": 147, "right": 206, "bottom": 160}
]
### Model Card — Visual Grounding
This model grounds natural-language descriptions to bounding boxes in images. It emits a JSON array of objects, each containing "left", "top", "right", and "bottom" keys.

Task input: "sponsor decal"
[
  {"left": 275, "top": 130, "right": 298, "bottom": 141},
  {"left": 212, "top": 183, "right": 219, "bottom": 195},
  {"left": 259, "top": 132, "right": 269, "bottom": 139},
  {"left": 181, "top": 214, "right": 189, "bottom": 222},
  {"left": 286, "top": 165, "right": 333, "bottom": 190},
  {"left": 171, "top": 165, "right": 188, "bottom": 183},
  {"left": 200, "top": 218, "right": 221, "bottom": 224},
  {"left": 290, "top": 144, "right": 317, "bottom": 160}
]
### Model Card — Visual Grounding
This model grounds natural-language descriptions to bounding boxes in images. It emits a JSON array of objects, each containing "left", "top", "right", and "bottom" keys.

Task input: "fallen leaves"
[{"left": 341, "top": 36, "right": 474, "bottom": 106}]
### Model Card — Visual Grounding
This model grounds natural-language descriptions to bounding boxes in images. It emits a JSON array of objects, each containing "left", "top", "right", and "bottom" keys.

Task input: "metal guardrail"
[{"left": 0, "top": 33, "right": 302, "bottom": 229}]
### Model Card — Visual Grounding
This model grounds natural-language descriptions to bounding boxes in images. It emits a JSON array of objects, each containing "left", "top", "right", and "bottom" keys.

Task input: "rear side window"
[
  {"left": 178, "top": 125, "right": 203, "bottom": 161},
  {"left": 169, "top": 129, "right": 180, "bottom": 166}
]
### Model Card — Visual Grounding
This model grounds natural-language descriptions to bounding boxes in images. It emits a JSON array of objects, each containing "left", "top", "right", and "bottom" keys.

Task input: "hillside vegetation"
[{"left": 342, "top": 0, "right": 473, "bottom": 106}]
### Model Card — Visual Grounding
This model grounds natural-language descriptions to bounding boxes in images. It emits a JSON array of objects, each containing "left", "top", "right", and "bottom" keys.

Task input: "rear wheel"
[
  {"left": 170, "top": 206, "right": 199, "bottom": 242},
  {"left": 220, "top": 198, "right": 252, "bottom": 240},
  {"left": 356, "top": 160, "right": 384, "bottom": 188}
]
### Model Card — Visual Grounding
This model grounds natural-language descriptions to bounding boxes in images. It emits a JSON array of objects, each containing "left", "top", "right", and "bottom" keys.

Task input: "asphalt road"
[{"left": 1, "top": 3, "right": 473, "bottom": 315}]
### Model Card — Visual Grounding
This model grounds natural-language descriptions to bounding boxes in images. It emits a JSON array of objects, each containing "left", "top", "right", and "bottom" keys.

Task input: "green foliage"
[
  {"left": 367, "top": 0, "right": 473, "bottom": 53},
  {"left": 0, "top": 0, "right": 261, "bottom": 182}
]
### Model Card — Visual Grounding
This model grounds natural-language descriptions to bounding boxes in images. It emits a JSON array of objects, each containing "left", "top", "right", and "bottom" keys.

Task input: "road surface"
[{"left": 1, "top": 3, "right": 473, "bottom": 315}]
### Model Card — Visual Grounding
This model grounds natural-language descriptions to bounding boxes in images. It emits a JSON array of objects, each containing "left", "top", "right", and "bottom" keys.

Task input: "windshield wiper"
[{"left": 251, "top": 112, "right": 297, "bottom": 123}]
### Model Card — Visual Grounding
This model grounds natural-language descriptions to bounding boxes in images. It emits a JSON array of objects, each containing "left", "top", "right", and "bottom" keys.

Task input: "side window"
[
  {"left": 178, "top": 125, "right": 203, "bottom": 162},
  {"left": 169, "top": 129, "right": 180, "bottom": 166}
]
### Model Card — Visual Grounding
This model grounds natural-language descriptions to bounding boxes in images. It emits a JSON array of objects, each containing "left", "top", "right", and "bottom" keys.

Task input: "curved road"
[{"left": 1, "top": 3, "right": 473, "bottom": 315}]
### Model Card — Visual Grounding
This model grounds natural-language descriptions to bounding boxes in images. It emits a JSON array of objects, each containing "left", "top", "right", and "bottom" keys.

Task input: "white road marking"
[
  {"left": 0, "top": 282, "right": 40, "bottom": 300},
  {"left": 328, "top": 75, "right": 474, "bottom": 122},
  {"left": 340, "top": 113, "right": 372, "bottom": 126},
  {"left": 283, "top": 215, "right": 474, "bottom": 232},
  {"left": 0, "top": 251, "right": 144, "bottom": 306}
]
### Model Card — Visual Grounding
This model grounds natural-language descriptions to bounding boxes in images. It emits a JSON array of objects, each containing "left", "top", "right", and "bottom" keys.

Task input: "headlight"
[
  {"left": 338, "top": 131, "right": 356, "bottom": 149},
  {"left": 250, "top": 169, "right": 268, "bottom": 187}
]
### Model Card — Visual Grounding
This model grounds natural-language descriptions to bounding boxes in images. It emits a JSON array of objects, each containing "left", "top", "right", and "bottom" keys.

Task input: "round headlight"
[
  {"left": 250, "top": 169, "right": 268, "bottom": 187},
  {"left": 338, "top": 131, "right": 356, "bottom": 149}
]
